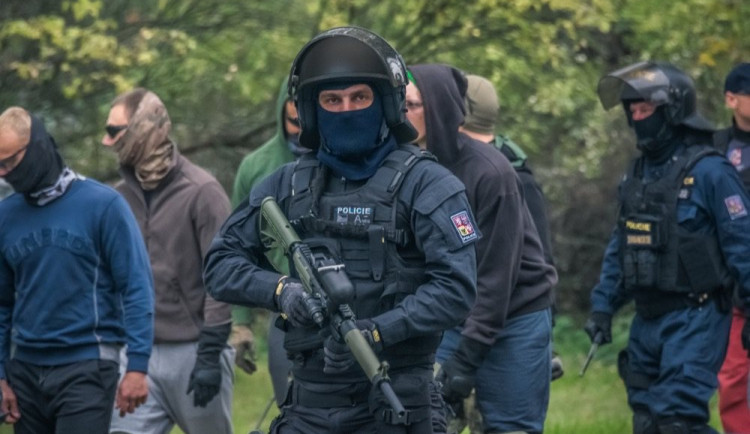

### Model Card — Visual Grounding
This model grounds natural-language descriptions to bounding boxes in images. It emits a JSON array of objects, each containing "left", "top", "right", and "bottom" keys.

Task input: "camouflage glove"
[
  {"left": 584, "top": 311, "right": 612, "bottom": 345},
  {"left": 187, "top": 323, "right": 230, "bottom": 407},
  {"left": 229, "top": 324, "right": 257, "bottom": 375},
  {"left": 435, "top": 338, "right": 490, "bottom": 404}
]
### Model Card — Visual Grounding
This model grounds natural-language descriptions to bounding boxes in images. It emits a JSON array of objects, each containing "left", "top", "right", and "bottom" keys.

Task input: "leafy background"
[
  {"left": 3, "top": 0, "right": 747, "bottom": 314},
  {"left": 0, "top": 2, "right": 746, "bottom": 431}
]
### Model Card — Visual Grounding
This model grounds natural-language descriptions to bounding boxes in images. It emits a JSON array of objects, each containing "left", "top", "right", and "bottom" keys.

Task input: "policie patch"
[
  {"left": 451, "top": 210, "right": 477, "bottom": 243},
  {"left": 724, "top": 195, "right": 748, "bottom": 220},
  {"left": 334, "top": 206, "right": 373, "bottom": 225}
]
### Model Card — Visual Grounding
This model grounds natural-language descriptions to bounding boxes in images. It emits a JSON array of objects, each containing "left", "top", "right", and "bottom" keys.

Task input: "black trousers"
[{"left": 6, "top": 359, "right": 119, "bottom": 434}]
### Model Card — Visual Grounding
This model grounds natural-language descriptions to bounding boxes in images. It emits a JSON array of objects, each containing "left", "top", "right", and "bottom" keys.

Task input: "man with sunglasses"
[
  {"left": 102, "top": 89, "right": 234, "bottom": 434},
  {"left": 0, "top": 106, "right": 154, "bottom": 433},
  {"left": 228, "top": 76, "right": 306, "bottom": 407}
]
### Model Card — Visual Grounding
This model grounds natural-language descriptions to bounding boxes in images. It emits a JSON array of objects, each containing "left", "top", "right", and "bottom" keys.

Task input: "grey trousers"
[{"left": 109, "top": 342, "right": 235, "bottom": 434}]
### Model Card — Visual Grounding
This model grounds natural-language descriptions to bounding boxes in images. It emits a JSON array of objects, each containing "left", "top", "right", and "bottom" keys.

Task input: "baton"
[{"left": 579, "top": 331, "right": 603, "bottom": 377}]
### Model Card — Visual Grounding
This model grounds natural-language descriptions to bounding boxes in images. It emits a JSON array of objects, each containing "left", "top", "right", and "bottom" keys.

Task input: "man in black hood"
[{"left": 406, "top": 64, "right": 557, "bottom": 434}]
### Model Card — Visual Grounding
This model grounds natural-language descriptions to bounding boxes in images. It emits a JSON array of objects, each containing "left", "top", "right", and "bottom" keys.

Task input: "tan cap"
[{"left": 463, "top": 74, "right": 499, "bottom": 135}]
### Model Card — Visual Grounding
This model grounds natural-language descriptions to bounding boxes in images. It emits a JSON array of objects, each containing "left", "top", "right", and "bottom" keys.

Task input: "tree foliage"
[{"left": 1, "top": 0, "right": 748, "bottom": 314}]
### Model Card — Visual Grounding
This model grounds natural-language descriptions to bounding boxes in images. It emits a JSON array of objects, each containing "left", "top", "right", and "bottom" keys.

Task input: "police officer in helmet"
[
  {"left": 585, "top": 61, "right": 750, "bottom": 434},
  {"left": 204, "top": 27, "right": 478, "bottom": 433}
]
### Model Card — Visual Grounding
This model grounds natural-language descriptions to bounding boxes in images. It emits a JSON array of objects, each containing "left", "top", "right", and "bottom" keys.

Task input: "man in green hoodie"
[{"left": 229, "top": 76, "right": 306, "bottom": 406}]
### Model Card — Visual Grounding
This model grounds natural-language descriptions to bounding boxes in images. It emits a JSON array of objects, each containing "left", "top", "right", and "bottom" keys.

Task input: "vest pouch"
[
  {"left": 677, "top": 232, "right": 730, "bottom": 293},
  {"left": 622, "top": 249, "right": 659, "bottom": 289},
  {"left": 621, "top": 213, "right": 666, "bottom": 289},
  {"left": 623, "top": 213, "right": 667, "bottom": 250}
]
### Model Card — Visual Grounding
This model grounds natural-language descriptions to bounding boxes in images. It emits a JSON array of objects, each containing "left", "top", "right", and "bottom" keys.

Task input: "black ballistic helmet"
[
  {"left": 597, "top": 61, "right": 714, "bottom": 132},
  {"left": 288, "top": 26, "right": 417, "bottom": 149}
]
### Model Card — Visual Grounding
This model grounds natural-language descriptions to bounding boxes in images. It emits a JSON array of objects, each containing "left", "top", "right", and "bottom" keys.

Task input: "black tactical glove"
[
  {"left": 323, "top": 319, "right": 383, "bottom": 375},
  {"left": 435, "top": 338, "right": 491, "bottom": 404},
  {"left": 229, "top": 324, "right": 257, "bottom": 375},
  {"left": 742, "top": 317, "right": 750, "bottom": 358},
  {"left": 323, "top": 335, "right": 355, "bottom": 375},
  {"left": 275, "top": 279, "right": 321, "bottom": 328},
  {"left": 187, "top": 323, "right": 231, "bottom": 407},
  {"left": 584, "top": 311, "right": 612, "bottom": 345},
  {"left": 356, "top": 319, "right": 384, "bottom": 354}
]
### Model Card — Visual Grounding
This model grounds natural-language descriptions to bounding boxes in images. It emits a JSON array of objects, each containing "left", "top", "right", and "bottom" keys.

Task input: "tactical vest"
[
  {"left": 618, "top": 145, "right": 730, "bottom": 294},
  {"left": 282, "top": 145, "right": 442, "bottom": 378}
]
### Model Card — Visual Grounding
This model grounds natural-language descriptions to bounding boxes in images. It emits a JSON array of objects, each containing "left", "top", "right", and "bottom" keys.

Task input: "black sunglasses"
[{"left": 105, "top": 124, "right": 128, "bottom": 139}]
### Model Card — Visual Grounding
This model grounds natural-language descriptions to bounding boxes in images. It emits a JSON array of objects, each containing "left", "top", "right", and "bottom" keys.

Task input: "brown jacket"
[{"left": 116, "top": 152, "right": 232, "bottom": 342}]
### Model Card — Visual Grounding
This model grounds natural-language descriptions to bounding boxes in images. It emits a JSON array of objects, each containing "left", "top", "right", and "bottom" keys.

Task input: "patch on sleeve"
[
  {"left": 451, "top": 210, "right": 477, "bottom": 243},
  {"left": 724, "top": 194, "right": 748, "bottom": 220}
]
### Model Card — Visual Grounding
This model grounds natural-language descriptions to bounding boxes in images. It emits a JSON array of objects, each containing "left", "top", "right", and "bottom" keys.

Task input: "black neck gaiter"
[
  {"left": 633, "top": 107, "right": 679, "bottom": 162},
  {"left": 3, "top": 114, "right": 65, "bottom": 196}
]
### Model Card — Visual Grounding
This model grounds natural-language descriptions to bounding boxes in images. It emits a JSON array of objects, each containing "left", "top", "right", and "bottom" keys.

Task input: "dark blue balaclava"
[{"left": 315, "top": 84, "right": 395, "bottom": 180}]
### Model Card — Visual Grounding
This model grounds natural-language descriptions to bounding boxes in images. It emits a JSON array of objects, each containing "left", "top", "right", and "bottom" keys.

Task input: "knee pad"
[
  {"left": 632, "top": 411, "right": 658, "bottom": 434},
  {"left": 656, "top": 418, "right": 689, "bottom": 434},
  {"left": 656, "top": 417, "right": 718, "bottom": 434}
]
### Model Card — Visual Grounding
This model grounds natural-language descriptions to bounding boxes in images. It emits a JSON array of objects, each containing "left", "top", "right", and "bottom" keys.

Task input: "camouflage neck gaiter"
[{"left": 113, "top": 91, "right": 176, "bottom": 191}]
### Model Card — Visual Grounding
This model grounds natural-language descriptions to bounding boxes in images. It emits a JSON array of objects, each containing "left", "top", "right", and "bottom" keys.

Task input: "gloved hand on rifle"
[
  {"left": 323, "top": 319, "right": 383, "bottom": 375},
  {"left": 229, "top": 324, "right": 257, "bottom": 375},
  {"left": 275, "top": 277, "right": 323, "bottom": 328},
  {"left": 187, "top": 322, "right": 231, "bottom": 407},
  {"left": 435, "top": 338, "right": 491, "bottom": 404},
  {"left": 742, "top": 316, "right": 750, "bottom": 358},
  {"left": 584, "top": 311, "right": 612, "bottom": 345}
]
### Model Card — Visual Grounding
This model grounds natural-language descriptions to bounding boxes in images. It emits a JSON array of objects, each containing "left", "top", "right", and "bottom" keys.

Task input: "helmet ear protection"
[{"left": 288, "top": 26, "right": 416, "bottom": 149}]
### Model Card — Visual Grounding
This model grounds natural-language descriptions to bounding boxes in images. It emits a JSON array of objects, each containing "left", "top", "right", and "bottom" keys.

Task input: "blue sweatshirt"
[{"left": 0, "top": 178, "right": 154, "bottom": 377}]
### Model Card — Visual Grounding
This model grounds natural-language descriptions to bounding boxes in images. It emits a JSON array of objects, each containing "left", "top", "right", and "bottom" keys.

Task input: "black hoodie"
[{"left": 409, "top": 64, "right": 556, "bottom": 345}]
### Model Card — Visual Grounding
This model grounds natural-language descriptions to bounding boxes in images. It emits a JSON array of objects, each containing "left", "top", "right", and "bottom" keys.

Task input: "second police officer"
[
  {"left": 585, "top": 61, "right": 750, "bottom": 434},
  {"left": 203, "top": 27, "right": 478, "bottom": 433}
]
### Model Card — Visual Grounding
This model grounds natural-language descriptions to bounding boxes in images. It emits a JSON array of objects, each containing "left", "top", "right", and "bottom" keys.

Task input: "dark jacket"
[
  {"left": 409, "top": 64, "right": 556, "bottom": 345},
  {"left": 116, "top": 151, "right": 232, "bottom": 343}
]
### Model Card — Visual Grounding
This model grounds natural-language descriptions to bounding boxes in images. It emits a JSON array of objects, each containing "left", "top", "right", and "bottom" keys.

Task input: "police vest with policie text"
[
  {"left": 617, "top": 144, "right": 731, "bottom": 294},
  {"left": 280, "top": 145, "right": 442, "bottom": 379}
]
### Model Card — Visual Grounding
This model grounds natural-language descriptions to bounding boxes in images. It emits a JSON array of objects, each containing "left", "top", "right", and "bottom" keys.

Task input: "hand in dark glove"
[
  {"left": 187, "top": 323, "right": 230, "bottom": 407},
  {"left": 356, "top": 319, "right": 384, "bottom": 354},
  {"left": 276, "top": 279, "right": 322, "bottom": 328},
  {"left": 742, "top": 317, "right": 750, "bottom": 358},
  {"left": 584, "top": 311, "right": 612, "bottom": 345},
  {"left": 435, "top": 338, "right": 491, "bottom": 404},
  {"left": 323, "top": 319, "right": 384, "bottom": 375},
  {"left": 229, "top": 324, "right": 257, "bottom": 375},
  {"left": 323, "top": 335, "right": 355, "bottom": 375}
]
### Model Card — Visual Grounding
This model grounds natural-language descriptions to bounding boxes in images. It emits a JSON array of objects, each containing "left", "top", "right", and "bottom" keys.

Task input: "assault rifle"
[{"left": 259, "top": 197, "right": 407, "bottom": 423}]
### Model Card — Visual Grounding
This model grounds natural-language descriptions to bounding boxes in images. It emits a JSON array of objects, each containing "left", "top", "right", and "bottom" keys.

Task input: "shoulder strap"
[
  {"left": 496, "top": 134, "right": 527, "bottom": 169},
  {"left": 712, "top": 128, "right": 732, "bottom": 153}
]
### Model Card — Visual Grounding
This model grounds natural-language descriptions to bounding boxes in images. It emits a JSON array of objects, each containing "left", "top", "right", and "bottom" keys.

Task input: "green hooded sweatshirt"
[{"left": 230, "top": 77, "right": 296, "bottom": 326}]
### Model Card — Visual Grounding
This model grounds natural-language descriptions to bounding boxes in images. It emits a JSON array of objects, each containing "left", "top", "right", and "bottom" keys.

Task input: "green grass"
[{"left": 0, "top": 313, "right": 723, "bottom": 433}]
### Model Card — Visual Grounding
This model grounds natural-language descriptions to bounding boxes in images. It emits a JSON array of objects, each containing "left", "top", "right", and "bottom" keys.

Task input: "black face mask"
[
  {"left": 632, "top": 106, "right": 677, "bottom": 161},
  {"left": 3, "top": 115, "right": 64, "bottom": 194}
]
